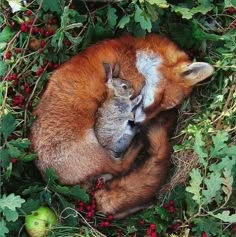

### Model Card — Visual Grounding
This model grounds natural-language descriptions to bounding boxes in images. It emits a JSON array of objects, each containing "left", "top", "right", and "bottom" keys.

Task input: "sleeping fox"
[{"left": 30, "top": 34, "right": 214, "bottom": 217}]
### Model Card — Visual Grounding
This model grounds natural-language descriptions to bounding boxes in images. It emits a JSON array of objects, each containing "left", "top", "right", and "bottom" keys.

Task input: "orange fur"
[{"left": 30, "top": 34, "right": 214, "bottom": 216}]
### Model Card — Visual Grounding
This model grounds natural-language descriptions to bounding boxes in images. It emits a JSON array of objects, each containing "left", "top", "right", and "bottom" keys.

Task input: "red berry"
[
  {"left": 52, "top": 18, "right": 57, "bottom": 24},
  {"left": 4, "top": 51, "right": 11, "bottom": 59},
  {"left": 39, "top": 28, "right": 45, "bottom": 36},
  {"left": 12, "top": 73, "right": 17, "bottom": 80},
  {"left": 9, "top": 21, "right": 16, "bottom": 28},
  {"left": 12, "top": 95, "right": 24, "bottom": 106},
  {"left": 163, "top": 203, "right": 168, "bottom": 208},
  {"left": 107, "top": 214, "right": 113, "bottom": 221},
  {"left": 86, "top": 211, "right": 93, "bottom": 218},
  {"left": 146, "top": 229, "right": 152, "bottom": 235},
  {"left": 53, "top": 63, "right": 59, "bottom": 69},
  {"left": 11, "top": 158, "right": 18, "bottom": 164},
  {"left": 15, "top": 48, "right": 21, "bottom": 54},
  {"left": 227, "top": 7, "right": 236, "bottom": 15},
  {"left": 139, "top": 219, "right": 145, "bottom": 225},
  {"left": 40, "top": 40, "right": 46, "bottom": 48},
  {"left": 169, "top": 200, "right": 174, "bottom": 206},
  {"left": 35, "top": 67, "right": 44, "bottom": 76},
  {"left": 150, "top": 223, "right": 156, "bottom": 231},
  {"left": 33, "top": 27, "right": 39, "bottom": 34},
  {"left": 26, "top": 10, "right": 32, "bottom": 16},
  {"left": 151, "top": 232, "right": 158, "bottom": 237},
  {"left": 86, "top": 205, "right": 92, "bottom": 211},
  {"left": 201, "top": 232, "right": 207, "bottom": 237},
  {"left": 169, "top": 206, "right": 175, "bottom": 213},
  {"left": 24, "top": 83, "right": 30, "bottom": 93},
  {"left": 20, "top": 23, "right": 29, "bottom": 33}
]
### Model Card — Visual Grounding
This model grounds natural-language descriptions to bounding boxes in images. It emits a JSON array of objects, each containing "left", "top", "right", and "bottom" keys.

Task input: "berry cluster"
[
  {"left": 146, "top": 223, "right": 158, "bottom": 237},
  {"left": 163, "top": 200, "right": 175, "bottom": 213}
]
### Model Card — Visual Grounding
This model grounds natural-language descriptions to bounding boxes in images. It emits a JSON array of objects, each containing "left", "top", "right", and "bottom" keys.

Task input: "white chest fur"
[{"left": 135, "top": 50, "right": 162, "bottom": 122}]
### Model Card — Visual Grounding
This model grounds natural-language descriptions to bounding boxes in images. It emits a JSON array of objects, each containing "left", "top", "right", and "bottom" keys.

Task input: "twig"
[{"left": 4, "top": 31, "right": 21, "bottom": 54}]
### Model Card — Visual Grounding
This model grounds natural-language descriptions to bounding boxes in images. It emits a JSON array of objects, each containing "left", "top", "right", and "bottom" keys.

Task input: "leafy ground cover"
[{"left": 0, "top": 0, "right": 236, "bottom": 236}]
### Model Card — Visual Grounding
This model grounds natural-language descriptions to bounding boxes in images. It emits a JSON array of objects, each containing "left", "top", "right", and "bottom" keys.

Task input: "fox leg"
[{"left": 94, "top": 122, "right": 171, "bottom": 217}]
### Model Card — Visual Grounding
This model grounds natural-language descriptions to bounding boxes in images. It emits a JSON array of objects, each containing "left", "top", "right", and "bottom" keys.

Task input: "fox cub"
[{"left": 95, "top": 63, "right": 142, "bottom": 158}]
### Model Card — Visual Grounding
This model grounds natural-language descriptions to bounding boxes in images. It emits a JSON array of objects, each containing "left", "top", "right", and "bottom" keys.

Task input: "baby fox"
[{"left": 95, "top": 63, "right": 142, "bottom": 158}]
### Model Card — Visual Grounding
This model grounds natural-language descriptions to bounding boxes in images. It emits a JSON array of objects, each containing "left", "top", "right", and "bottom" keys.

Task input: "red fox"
[{"left": 30, "top": 34, "right": 214, "bottom": 217}]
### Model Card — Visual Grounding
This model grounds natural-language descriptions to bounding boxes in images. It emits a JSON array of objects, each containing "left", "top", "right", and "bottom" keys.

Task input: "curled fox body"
[{"left": 30, "top": 34, "right": 214, "bottom": 217}]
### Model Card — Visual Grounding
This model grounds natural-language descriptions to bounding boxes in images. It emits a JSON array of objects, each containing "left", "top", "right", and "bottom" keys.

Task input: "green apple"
[{"left": 25, "top": 206, "right": 57, "bottom": 237}]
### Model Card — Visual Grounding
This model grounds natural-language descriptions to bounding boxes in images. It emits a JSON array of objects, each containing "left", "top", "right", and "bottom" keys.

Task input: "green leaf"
[
  {"left": 6, "top": 144, "right": 22, "bottom": 158},
  {"left": 0, "top": 193, "right": 25, "bottom": 211},
  {"left": 0, "top": 149, "right": 10, "bottom": 168},
  {"left": 171, "top": 6, "right": 194, "bottom": 19},
  {"left": 202, "top": 172, "right": 223, "bottom": 205},
  {"left": 20, "top": 153, "right": 37, "bottom": 162},
  {"left": 0, "top": 26, "right": 14, "bottom": 42},
  {"left": 212, "top": 211, "right": 236, "bottom": 223},
  {"left": 0, "top": 61, "right": 8, "bottom": 77},
  {"left": 70, "top": 185, "right": 89, "bottom": 202},
  {"left": 22, "top": 185, "right": 44, "bottom": 195},
  {"left": 210, "top": 156, "right": 236, "bottom": 173},
  {"left": 4, "top": 207, "right": 18, "bottom": 222},
  {"left": 192, "top": 217, "right": 221, "bottom": 236},
  {"left": 193, "top": 131, "right": 208, "bottom": 167},
  {"left": 134, "top": 5, "right": 152, "bottom": 32},
  {"left": 210, "top": 131, "right": 229, "bottom": 157},
  {"left": 21, "top": 199, "right": 41, "bottom": 214},
  {"left": 45, "top": 168, "right": 58, "bottom": 183},
  {"left": 140, "top": 0, "right": 169, "bottom": 8},
  {"left": 117, "top": 15, "right": 130, "bottom": 29},
  {"left": 155, "top": 206, "right": 169, "bottom": 221},
  {"left": 37, "top": 0, "right": 63, "bottom": 14},
  {"left": 107, "top": 6, "right": 118, "bottom": 29},
  {"left": 0, "top": 112, "right": 17, "bottom": 139},
  {"left": 0, "top": 220, "right": 9, "bottom": 237},
  {"left": 186, "top": 168, "right": 203, "bottom": 204}
]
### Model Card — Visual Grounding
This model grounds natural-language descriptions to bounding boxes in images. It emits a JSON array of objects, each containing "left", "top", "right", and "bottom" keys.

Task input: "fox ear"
[
  {"left": 103, "top": 63, "right": 112, "bottom": 80},
  {"left": 181, "top": 62, "right": 214, "bottom": 85}
]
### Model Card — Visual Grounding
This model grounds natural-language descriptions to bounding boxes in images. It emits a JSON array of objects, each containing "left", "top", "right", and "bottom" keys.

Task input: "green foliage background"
[{"left": 0, "top": 0, "right": 235, "bottom": 236}]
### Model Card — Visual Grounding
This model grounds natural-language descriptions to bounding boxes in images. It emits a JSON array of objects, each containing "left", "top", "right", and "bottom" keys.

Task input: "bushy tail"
[{"left": 95, "top": 111, "right": 175, "bottom": 217}]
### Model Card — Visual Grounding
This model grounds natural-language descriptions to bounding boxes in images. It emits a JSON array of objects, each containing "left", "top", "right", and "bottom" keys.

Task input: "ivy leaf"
[
  {"left": 194, "top": 131, "right": 208, "bottom": 167},
  {"left": 117, "top": 15, "right": 130, "bottom": 29},
  {"left": 210, "top": 131, "right": 229, "bottom": 157},
  {"left": 0, "top": 112, "right": 17, "bottom": 139},
  {"left": 0, "top": 26, "right": 14, "bottom": 42},
  {"left": 37, "top": 0, "right": 63, "bottom": 14},
  {"left": 0, "top": 220, "right": 9, "bottom": 237},
  {"left": 212, "top": 211, "right": 236, "bottom": 223},
  {"left": 186, "top": 168, "right": 203, "bottom": 204},
  {"left": 107, "top": 6, "right": 118, "bottom": 29},
  {"left": 134, "top": 5, "right": 152, "bottom": 32},
  {"left": 202, "top": 172, "right": 223, "bottom": 205}
]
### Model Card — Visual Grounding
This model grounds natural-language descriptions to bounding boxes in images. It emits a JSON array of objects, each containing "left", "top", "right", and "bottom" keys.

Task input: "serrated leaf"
[
  {"left": 192, "top": 217, "right": 221, "bottom": 235},
  {"left": 155, "top": 206, "right": 169, "bottom": 221},
  {"left": 210, "top": 131, "right": 229, "bottom": 157},
  {"left": 118, "top": 15, "right": 130, "bottom": 29},
  {"left": 6, "top": 0, "right": 23, "bottom": 13},
  {"left": 210, "top": 156, "right": 236, "bottom": 173},
  {"left": 202, "top": 172, "right": 223, "bottom": 205},
  {"left": 0, "top": 112, "right": 17, "bottom": 139},
  {"left": 194, "top": 131, "right": 208, "bottom": 167},
  {"left": 6, "top": 144, "right": 22, "bottom": 158},
  {"left": 70, "top": 185, "right": 89, "bottom": 202},
  {"left": 0, "top": 26, "right": 14, "bottom": 42},
  {"left": 21, "top": 199, "right": 41, "bottom": 214},
  {"left": 45, "top": 168, "right": 58, "bottom": 183},
  {"left": 134, "top": 5, "right": 152, "bottom": 32},
  {"left": 0, "top": 220, "right": 9, "bottom": 237},
  {"left": 107, "top": 6, "right": 118, "bottom": 29},
  {"left": 172, "top": 6, "right": 194, "bottom": 19},
  {"left": 0, "top": 193, "right": 25, "bottom": 211},
  {"left": 37, "top": 0, "right": 62, "bottom": 14},
  {"left": 212, "top": 211, "right": 236, "bottom": 223},
  {"left": 186, "top": 168, "right": 203, "bottom": 204},
  {"left": 4, "top": 207, "right": 18, "bottom": 222}
]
